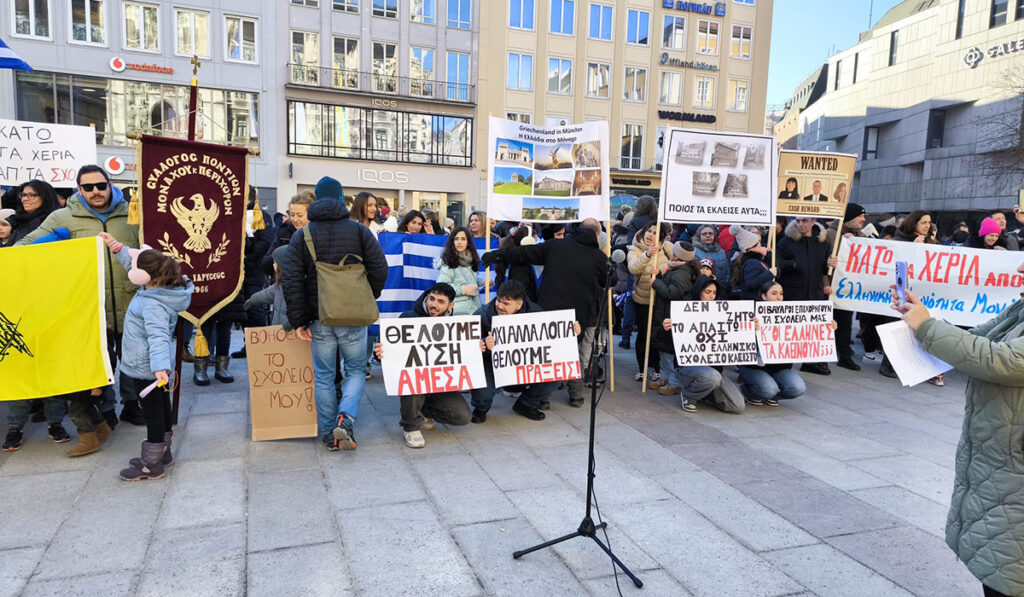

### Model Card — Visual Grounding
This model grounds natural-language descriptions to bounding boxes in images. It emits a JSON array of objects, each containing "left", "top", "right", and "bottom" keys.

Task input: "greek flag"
[{"left": 0, "top": 38, "right": 32, "bottom": 72}]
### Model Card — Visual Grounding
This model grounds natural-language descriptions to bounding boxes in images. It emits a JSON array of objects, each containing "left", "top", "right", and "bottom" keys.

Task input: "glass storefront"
[
  {"left": 287, "top": 99, "right": 472, "bottom": 167},
  {"left": 15, "top": 70, "right": 260, "bottom": 151}
]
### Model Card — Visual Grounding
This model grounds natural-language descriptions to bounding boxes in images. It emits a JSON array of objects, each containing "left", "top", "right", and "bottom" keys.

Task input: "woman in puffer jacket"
[{"left": 627, "top": 222, "right": 671, "bottom": 384}]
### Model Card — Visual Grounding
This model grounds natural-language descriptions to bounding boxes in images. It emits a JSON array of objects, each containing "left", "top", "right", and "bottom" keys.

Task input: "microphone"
[
  {"left": 610, "top": 249, "right": 626, "bottom": 264},
  {"left": 30, "top": 227, "right": 71, "bottom": 244}
]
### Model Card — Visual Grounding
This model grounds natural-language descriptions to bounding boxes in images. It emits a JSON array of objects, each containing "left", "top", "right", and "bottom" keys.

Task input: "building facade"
[
  {"left": 1, "top": 0, "right": 275, "bottom": 199},
  {"left": 784, "top": 0, "right": 1024, "bottom": 216},
  {"left": 279, "top": 0, "right": 479, "bottom": 223},
  {"left": 477, "top": 0, "right": 774, "bottom": 202}
]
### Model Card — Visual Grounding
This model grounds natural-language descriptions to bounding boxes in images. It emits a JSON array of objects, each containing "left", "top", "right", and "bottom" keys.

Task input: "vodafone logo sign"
[
  {"left": 104, "top": 156, "right": 126, "bottom": 175},
  {"left": 109, "top": 56, "right": 173, "bottom": 74},
  {"left": 110, "top": 56, "right": 126, "bottom": 72}
]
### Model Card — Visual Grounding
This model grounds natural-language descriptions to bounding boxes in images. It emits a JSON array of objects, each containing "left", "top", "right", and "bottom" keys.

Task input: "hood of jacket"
[
  {"left": 784, "top": 220, "right": 828, "bottom": 243},
  {"left": 691, "top": 275, "right": 721, "bottom": 300},
  {"left": 66, "top": 187, "right": 127, "bottom": 219},
  {"left": 307, "top": 197, "right": 351, "bottom": 222},
  {"left": 136, "top": 281, "right": 194, "bottom": 313}
]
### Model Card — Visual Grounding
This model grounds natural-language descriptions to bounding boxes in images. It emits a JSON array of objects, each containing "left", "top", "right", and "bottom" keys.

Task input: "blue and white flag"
[{"left": 0, "top": 38, "right": 33, "bottom": 72}]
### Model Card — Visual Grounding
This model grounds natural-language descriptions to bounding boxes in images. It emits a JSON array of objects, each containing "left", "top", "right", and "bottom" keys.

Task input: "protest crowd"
[{"left": 6, "top": 163, "right": 1024, "bottom": 597}]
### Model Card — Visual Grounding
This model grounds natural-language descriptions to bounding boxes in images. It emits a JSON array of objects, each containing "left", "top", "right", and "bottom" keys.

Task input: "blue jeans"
[
  {"left": 7, "top": 398, "right": 66, "bottom": 429},
  {"left": 310, "top": 321, "right": 367, "bottom": 436},
  {"left": 737, "top": 366, "right": 805, "bottom": 400},
  {"left": 621, "top": 278, "right": 636, "bottom": 337}
]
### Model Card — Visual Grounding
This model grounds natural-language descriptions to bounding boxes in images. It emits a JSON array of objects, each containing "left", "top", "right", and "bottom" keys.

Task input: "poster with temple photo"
[
  {"left": 659, "top": 128, "right": 777, "bottom": 226},
  {"left": 776, "top": 150, "right": 857, "bottom": 219},
  {"left": 486, "top": 116, "right": 610, "bottom": 223}
]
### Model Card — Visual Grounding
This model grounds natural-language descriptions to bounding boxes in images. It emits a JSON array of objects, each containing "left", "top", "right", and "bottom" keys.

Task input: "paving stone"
[
  {"left": 176, "top": 412, "right": 248, "bottom": 461},
  {"left": 669, "top": 440, "right": 808, "bottom": 486},
  {"left": 322, "top": 443, "right": 427, "bottom": 510},
  {"left": 739, "top": 435, "right": 889, "bottom": 491},
  {"left": 504, "top": 415, "right": 590, "bottom": 448},
  {"left": 849, "top": 454, "right": 955, "bottom": 504},
  {"left": 0, "top": 546, "right": 45, "bottom": 597},
  {"left": 0, "top": 471, "right": 90, "bottom": 550},
  {"left": 846, "top": 422, "right": 958, "bottom": 467},
  {"left": 409, "top": 453, "right": 518, "bottom": 526},
  {"left": 456, "top": 432, "right": 564, "bottom": 492},
  {"left": 247, "top": 542, "right": 353, "bottom": 597},
  {"left": 779, "top": 392, "right": 880, "bottom": 427},
  {"left": 137, "top": 522, "right": 245, "bottom": 597},
  {"left": 20, "top": 571, "right": 135, "bottom": 597},
  {"left": 583, "top": 568, "right": 694, "bottom": 596},
  {"left": 593, "top": 421, "right": 702, "bottom": 477},
  {"left": 536, "top": 442, "right": 673, "bottom": 508},
  {"left": 248, "top": 437, "right": 319, "bottom": 473},
  {"left": 763, "top": 543, "right": 913, "bottom": 597},
  {"left": 159, "top": 457, "right": 246, "bottom": 530},
  {"left": 849, "top": 486, "right": 950, "bottom": 539},
  {"left": 248, "top": 469, "right": 336, "bottom": 553},
  {"left": 189, "top": 390, "right": 249, "bottom": 416},
  {"left": 753, "top": 413, "right": 901, "bottom": 462},
  {"left": 621, "top": 413, "right": 735, "bottom": 447}
]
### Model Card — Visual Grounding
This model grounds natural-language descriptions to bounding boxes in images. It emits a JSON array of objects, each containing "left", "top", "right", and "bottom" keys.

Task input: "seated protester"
[
  {"left": 651, "top": 242, "right": 700, "bottom": 397},
  {"left": 738, "top": 281, "right": 808, "bottom": 406},
  {"left": 470, "top": 280, "right": 569, "bottom": 423},
  {"left": 374, "top": 283, "right": 474, "bottom": 449},
  {"left": 731, "top": 225, "right": 775, "bottom": 300},
  {"left": 660, "top": 276, "right": 744, "bottom": 414}
]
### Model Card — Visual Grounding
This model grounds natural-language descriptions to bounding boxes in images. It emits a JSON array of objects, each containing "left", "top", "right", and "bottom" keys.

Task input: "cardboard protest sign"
[
  {"left": 755, "top": 301, "right": 836, "bottom": 364},
  {"left": 490, "top": 309, "right": 581, "bottom": 387},
  {"left": 380, "top": 316, "right": 486, "bottom": 396},
  {"left": 486, "top": 116, "right": 610, "bottom": 223},
  {"left": 0, "top": 118, "right": 98, "bottom": 186},
  {"left": 830, "top": 237, "right": 1022, "bottom": 327},
  {"left": 245, "top": 326, "right": 317, "bottom": 441},
  {"left": 659, "top": 128, "right": 776, "bottom": 226},
  {"left": 776, "top": 151, "right": 856, "bottom": 219},
  {"left": 670, "top": 301, "right": 758, "bottom": 366}
]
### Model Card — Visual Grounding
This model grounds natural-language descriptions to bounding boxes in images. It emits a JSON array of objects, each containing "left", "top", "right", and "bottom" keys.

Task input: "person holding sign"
[
  {"left": 375, "top": 283, "right": 475, "bottom": 449},
  {"left": 436, "top": 226, "right": 484, "bottom": 316},
  {"left": 628, "top": 223, "right": 672, "bottom": 384},
  {"left": 777, "top": 217, "right": 837, "bottom": 376},
  {"left": 892, "top": 265, "right": 1024, "bottom": 597},
  {"left": 732, "top": 225, "right": 774, "bottom": 301},
  {"left": 738, "top": 281, "right": 808, "bottom": 406},
  {"left": 650, "top": 241, "right": 700, "bottom": 396}
]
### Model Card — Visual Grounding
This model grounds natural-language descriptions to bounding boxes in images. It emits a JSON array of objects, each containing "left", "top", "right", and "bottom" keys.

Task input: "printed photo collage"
[
  {"left": 673, "top": 138, "right": 767, "bottom": 200},
  {"left": 492, "top": 136, "right": 604, "bottom": 222}
]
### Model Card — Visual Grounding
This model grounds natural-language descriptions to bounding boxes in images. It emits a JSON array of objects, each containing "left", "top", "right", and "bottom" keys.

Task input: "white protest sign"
[
  {"left": 670, "top": 300, "right": 758, "bottom": 366},
  {"left": 490, "top": 309, "right": 581, "bottom": 387},
  {"left": 756, "top": 301, "right": 836, "bottom": 364},
  {"left": 830, "top": 237, "right": 1022, "bottom": 327},
  {"left": 659, "top": 128, "right": 776, "bottom": 226},
  {"left": 0, "top": 118, "right": 98, "bottom": 186},
  {"left": 486, "top": 116, "right": 610, "bottom": 223},
  {"left": 380, "top": 316, "right": 486, "bottom": 396}
]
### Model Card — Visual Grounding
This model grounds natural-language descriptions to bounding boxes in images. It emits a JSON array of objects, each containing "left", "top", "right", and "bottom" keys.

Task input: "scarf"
[{"left": 458, "top": 252, "right": 475, "bottom": 269}]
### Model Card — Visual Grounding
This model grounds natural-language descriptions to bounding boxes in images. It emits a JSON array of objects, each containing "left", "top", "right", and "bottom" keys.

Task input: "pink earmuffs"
[{"left": 127, "top": 244, "right": 155, "bottom": 286}]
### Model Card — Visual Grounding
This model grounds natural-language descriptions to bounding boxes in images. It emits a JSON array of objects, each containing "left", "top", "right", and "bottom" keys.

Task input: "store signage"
[
  {"left": 109, "top": 56, "right": 173, "bottom": 75},
  {"left": 662, "top": 1, "right": 726, "bottom": 17},
  {"left": 658, "top": 110, "right": 717, "bottom": 124},
  {"left": 357, "top": 168, "right": 409, "bottom": 184},
  {"left": 963, "top": 37, "right": 1024, "bottom": 69},
  {"left": 372, "top": 98, "right": 398, "bottom": 108},
  {"left": 660, "top": 53, "right": 719, "bottom": 72},
  {"left": 611, "top": 178, "right": 653, "bottom": 186},
  {"left": 104, "top": 156, "right": 126, "bottom": 175}
]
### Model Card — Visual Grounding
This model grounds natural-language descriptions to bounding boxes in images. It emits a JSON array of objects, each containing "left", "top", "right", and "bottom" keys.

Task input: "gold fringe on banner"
[
  {"left": 251, "top": 207, "right": 266, "bottom": 231},
  {"left": 127, "top": 195, "right": 140, "bottom": 225},
  {"left": 193, "top": 328, "right": 210, "bottom": 358}
]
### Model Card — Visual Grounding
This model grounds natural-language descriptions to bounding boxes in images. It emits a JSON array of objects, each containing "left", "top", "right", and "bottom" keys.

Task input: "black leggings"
[
  {"left": 201, "top": 317, "right": 233, "bottom": 357},
  {"left": 126, "top": 375, "right": 172, "bottom": 443},
  {"left": 984, "top": 584, "right": 1010, "bottom": 597},
  {"left": 633, "top": 301, "right": 659, "bottom": 373}
]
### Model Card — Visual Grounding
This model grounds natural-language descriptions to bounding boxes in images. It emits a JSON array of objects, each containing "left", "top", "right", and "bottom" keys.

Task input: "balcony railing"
[{"left": 287, "top": 63, "right": 476, "bottom": 104}]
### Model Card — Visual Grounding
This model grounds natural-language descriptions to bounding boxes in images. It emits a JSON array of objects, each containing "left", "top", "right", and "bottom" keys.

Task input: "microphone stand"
[{"left": 513, "top": 253, "right": 643, "bottom": 589}]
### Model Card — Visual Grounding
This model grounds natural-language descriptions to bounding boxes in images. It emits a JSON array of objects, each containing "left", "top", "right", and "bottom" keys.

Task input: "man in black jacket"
[
  {"left": 279, "top": 176, "right": 387, "bottom": 452},
  {"left": 482, "top": 218, "right": 609, "bottom": 407},
  {"left": 776, "top": 217, "right": 837, "bottom": 375}
]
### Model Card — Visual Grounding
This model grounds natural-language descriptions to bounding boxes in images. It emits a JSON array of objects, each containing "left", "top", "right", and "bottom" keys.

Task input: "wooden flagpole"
[
  {"left": 640, "top": 219, "right": 661, "bottom": 394},
  {"left": 606, "top": 219, "right": 615, "bottom": 392}
]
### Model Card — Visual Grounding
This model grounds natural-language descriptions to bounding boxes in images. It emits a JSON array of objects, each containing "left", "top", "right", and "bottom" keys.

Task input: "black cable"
[{"left": 592, "top": 462, "right": 625, "bottom": 597}]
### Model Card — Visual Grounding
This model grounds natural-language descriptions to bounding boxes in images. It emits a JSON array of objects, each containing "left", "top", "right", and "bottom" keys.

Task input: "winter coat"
[
  {"left": 245, "top": 284, "right": 288, "bottom": 327},
  {"left": 475, "top": 296, "right": 545, "bottom": 338},
  {"left": 916, "top": 300, "right": 1024, "bottom": 596},
  {"left": 694, "top": 239, "right": 732, "bottom": 289},
  {"left": 112, "top": 249, "right": 193, "bottom": 379},
  {"left": 436, "top": 264, "right": 483, "bottom": 316},
  {"left": 738, "top": 251, "right": 775, "bottom": 300},
  {"left": 244, "top": 206, "right": 275, "bottom": 283},
  {"left": 627, "top": 231, "right": 672, "bottom": 306},
  {"left": 401, "top": 289, "right": 453, "bottom": 319},
  {"left": 776, "top": 221, "right": 831, "bottom": 301},
  {"left": 894, "top": 229, "right": 939, "bottom": 245},
  {"left": 495, "top": 261, "right": 538, "bottom": 303},
  {"left": 261, "top": 221, "right": 296, "bottom": 278},
  {"left": 279, "top": 198, "right": 388, "bottom": 330},
  {"left": 7, "top": 209, "right": 50, "bottom": 245},
  {"left": 650, "top": 260, "right": 699, "bottom": 354},
  {"left": 16, "top": 189, "right": 139, "bottom": 333}
]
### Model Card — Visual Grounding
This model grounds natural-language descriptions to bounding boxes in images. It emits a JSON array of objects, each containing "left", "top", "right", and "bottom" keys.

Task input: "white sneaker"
[
  {"left": 404, "top": 430, "right": 425, "bottom": 449},
  {"left": 421, "top": 417, "right": 436, "bottom": 430},
  {"left": 864, "top": 350, "right": 883, "bottom": 362}
]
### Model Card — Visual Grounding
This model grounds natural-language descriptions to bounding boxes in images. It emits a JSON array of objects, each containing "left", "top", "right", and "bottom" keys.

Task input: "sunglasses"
[{"left": 80, "top": 182, "right": 108, "bottom": 192}]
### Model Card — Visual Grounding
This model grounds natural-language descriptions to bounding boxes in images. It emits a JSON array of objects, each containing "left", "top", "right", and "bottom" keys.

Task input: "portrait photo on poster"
[{"left": 776, "top": 150, "right": 858, "bottom": 220}]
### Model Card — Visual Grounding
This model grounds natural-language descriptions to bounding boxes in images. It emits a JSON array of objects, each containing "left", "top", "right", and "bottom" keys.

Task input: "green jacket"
[
  {"left": 917, "top": 300, "right": 1024, "bottom": 596},
  {"left": 16, "top": 195, "right": 140, "bottom": 333}
]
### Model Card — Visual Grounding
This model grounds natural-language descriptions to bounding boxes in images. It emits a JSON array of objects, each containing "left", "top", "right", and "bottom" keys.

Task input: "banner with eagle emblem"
[{"left": 137, "top": 135, "right": 248, "bottom": 355}]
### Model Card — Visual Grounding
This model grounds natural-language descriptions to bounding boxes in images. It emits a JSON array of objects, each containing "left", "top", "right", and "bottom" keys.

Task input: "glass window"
[
  {"left": 585, "top": 62, "right": 609, "bottom": 98},
  {"left": 507, "top": 112, "right": 531, "bottom": 123},
  {"left": 624, "top": 66, "right": 646, "bottom": 102},
  {"left": 694, "top": 74, "right": 715, "bottom": 109},
  {"left": 956, "top": 0, "right": 965, "bottom": 38},
  {"left": 411, "top": 0, "right": 435, "bottom": 24},
  {"left": 991, "top": 0, "right": 1008, "bottom": 26},
  {"left": 658, "top": 71, "right": 682, "bottom": 105},
  {"left": 291, "top": 0, "right": 318, "bottom": 6},
  {"left": 864, "top": 127, "right": 878, "bottom": 160},
  {"left": 507, "top": 52, "right": 534, "bottom": 90},
  {"left": 1017, "top": 0, "right": 1024, "bottom": 20},
  {"left": 225, "top": 15, "right": 257, "bottom": 62},
  {"left": 927, "top": 110, "right": 946, "bottom": 149},
  {"left": 290, "top": 31, "right": 320, "bottom": 85},
  {"left": 547, "top": 57, "right": 572, "bottom": 94},
  {"left": 727, "top": 79, "right": 747, "bottom": 111},
  {"left": 626, "top": 10, "right": 649, "bottom": 45},
  {"left": 373, "top": 0, "right": 397, "bottom": 19},
  {"left": 124, "top": 2, "right": 159, "bottom": 51},
  {"left": 447, "top": 0, "right": 470, "bottom": 28},
  {"left": 734, "top": 0, "right": 754, "bottom": 4},
  {"left": 889, "top": 30, "right": 898, "bottom": 65},
  {"left": 175, "top": 9, "right": 208, "bottom": 57},
  {"left": 14, "top": 0, "right": 50, "bottom": 37},
  {"left": 546, "top": 115, "right": 569, "bottom": 128},
  {"left": 588, "top": 3, "right": 612, "bottom": 40},
  {"left": 550, "top": 0, "right": 574, "bottom": 34},
  {"left": 620, "top": 123, "right": 643, "bottom": 170},
  {"left": 662, "top": 16, "right": 684, "bottom": 50},
  {"left": 446, "top": 51, "right": 469, "bottom": 101},
  {"left": 730, "top": 25, "right": 751, "bottom": 59},
  {"left": 510, "top": 0, "right": 534, "bottom": 29},
  {"left": 834, "top": 59, "right": 841, "bottom": 90},
  {"left": 372, "top": 41, "right": 397, "bottom": 93},
  {"left": 697, "top": 20, "right": 719, "bottom": 55},
  {"left": 332, "top": 37, "right": 358, "bottom": 89},
  {"left": 71, "top": 0, "right": 105, "bottom": 44},
  {"left": 333, "top": 0, "right": 358, "bottom": 12},
  {"left": 410, "top": 47, "right": 434, "bottom": 97}
]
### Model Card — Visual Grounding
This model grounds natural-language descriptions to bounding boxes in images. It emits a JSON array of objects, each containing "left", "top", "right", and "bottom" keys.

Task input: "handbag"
[{"left": 303, "top": 226, "right": 379, "bottom": 327}]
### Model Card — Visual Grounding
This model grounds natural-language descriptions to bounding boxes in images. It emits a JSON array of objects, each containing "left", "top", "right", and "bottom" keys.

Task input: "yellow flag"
[{"left": 0, "top": 237, "right": 114, "bottom": 400}]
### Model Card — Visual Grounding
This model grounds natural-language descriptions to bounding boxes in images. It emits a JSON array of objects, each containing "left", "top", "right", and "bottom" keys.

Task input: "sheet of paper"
[{"left": 876, "top": 321, "right": 953, "bottom": 387}]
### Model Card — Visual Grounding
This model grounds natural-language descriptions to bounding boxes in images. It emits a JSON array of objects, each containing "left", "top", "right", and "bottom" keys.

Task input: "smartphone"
[{"left": 895, "top": 261, "right": 908, "bottom": 305}]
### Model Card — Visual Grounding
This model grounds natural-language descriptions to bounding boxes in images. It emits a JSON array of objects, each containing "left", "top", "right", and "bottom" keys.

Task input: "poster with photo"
[
  {"left": 659, "top": 128, "right": 777, "bottom": 226},
  {"left": 487, "top": 116, "right": 610, "bottom": 223},
  {"left": 777, "top": 150, "right": 857, "bottom": 219}
]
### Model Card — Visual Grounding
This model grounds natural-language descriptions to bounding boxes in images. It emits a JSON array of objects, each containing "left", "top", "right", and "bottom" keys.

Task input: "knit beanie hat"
[
  {"left": 979, "top": 217, "right": 1001, "bottom": 237},
  {"left": 844, "top": 203, "right": 866, "bottom": 223},
  {"left": 672, "top": 241, "right": 695, "bottom": 262},
  {"left": 729, "top": 224, "right": 760, "bottom": 252},
  {"left": 699, "top": 257, "right": 715, "bottom": 270},
  {"left": 0, "top": 208, "right": 14, "bottom": 223},
  {"left": 314, "top": 176, "right": 343, "bottom": 200}
]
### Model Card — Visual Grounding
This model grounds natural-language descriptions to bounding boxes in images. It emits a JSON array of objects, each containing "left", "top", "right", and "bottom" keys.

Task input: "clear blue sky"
[{"left": 766, "top": 0, "right": 904, "bottom": 107}]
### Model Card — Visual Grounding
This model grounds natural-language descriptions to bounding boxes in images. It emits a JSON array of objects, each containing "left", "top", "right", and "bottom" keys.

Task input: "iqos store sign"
[{"left": 356, "top": 168, "right": 409, "bottom": 184}]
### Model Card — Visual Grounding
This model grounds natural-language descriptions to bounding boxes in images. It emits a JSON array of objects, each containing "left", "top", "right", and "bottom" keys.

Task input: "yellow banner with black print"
[{"left": 0, "top": 237, "right": 114, "bottom": 400}]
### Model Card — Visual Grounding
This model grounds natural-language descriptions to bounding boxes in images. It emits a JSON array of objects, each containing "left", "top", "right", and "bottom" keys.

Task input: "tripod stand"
[{"left": 512, "top": 252, "right": 643, "bottom": 589}]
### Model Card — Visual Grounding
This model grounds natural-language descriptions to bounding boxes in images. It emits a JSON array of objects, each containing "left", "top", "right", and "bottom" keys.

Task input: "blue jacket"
[{"left": 114, "top": 250, "right": 194, "bottom": 379}]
